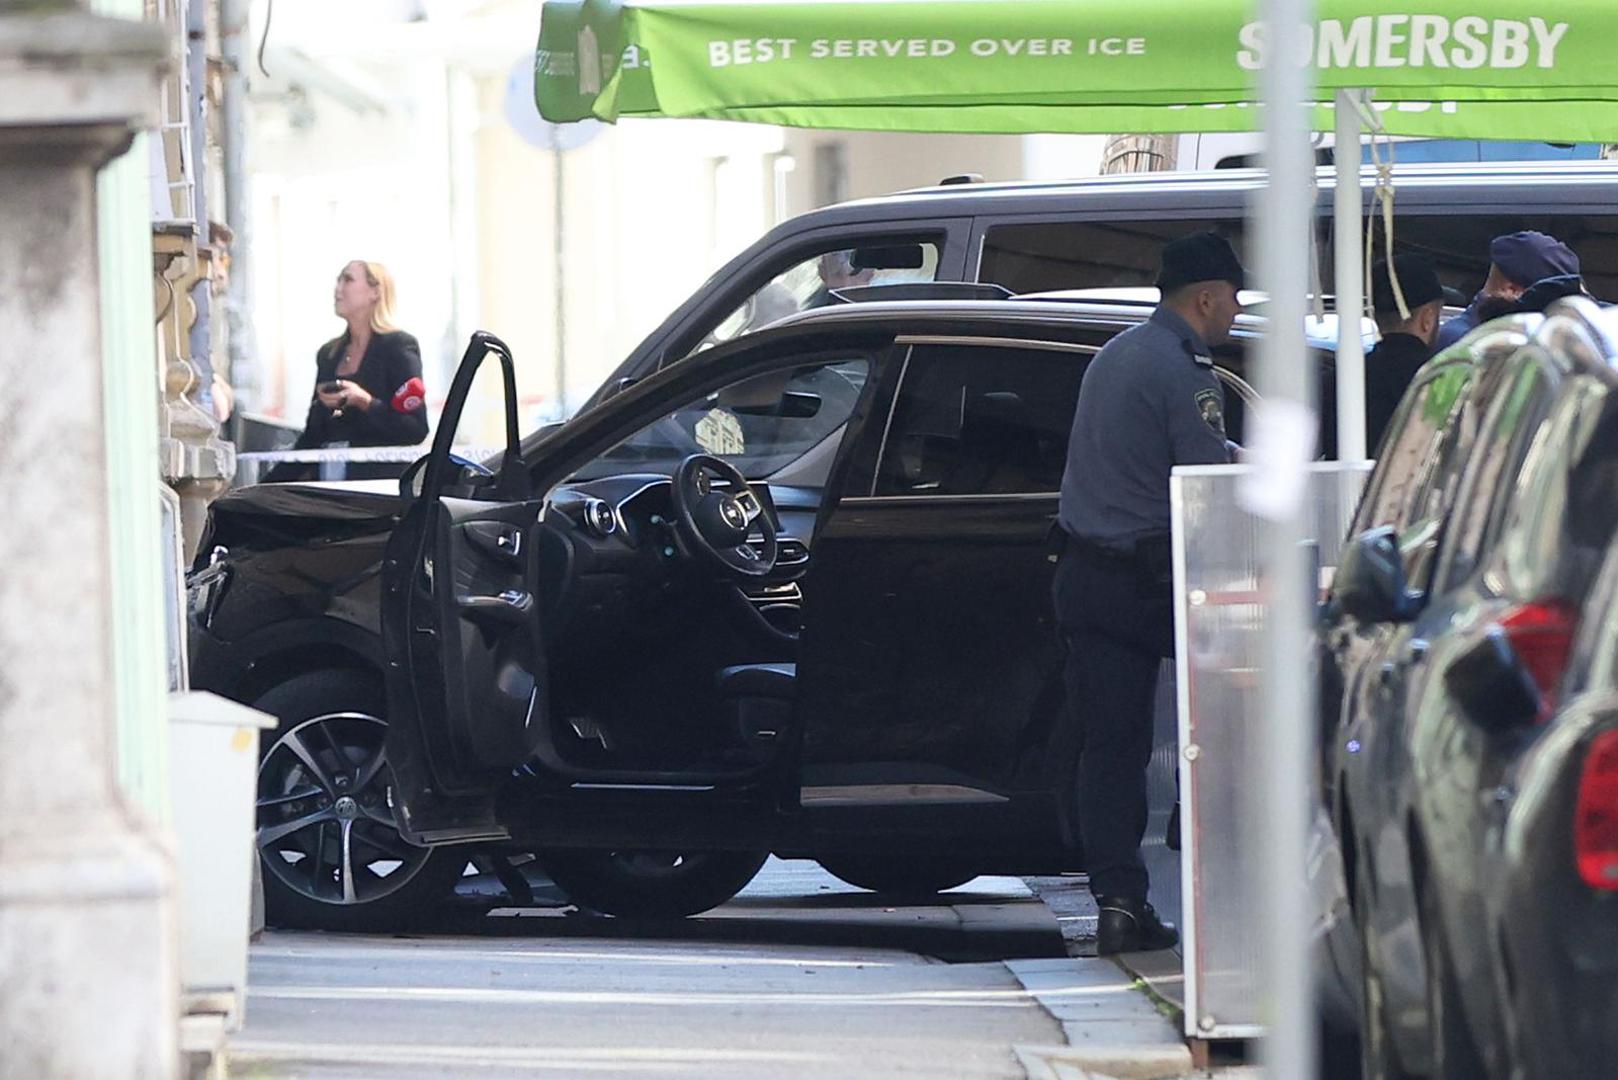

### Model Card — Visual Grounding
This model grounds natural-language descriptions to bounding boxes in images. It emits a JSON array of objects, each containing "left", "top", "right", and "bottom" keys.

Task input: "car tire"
[
  {"left": 252, "top": 669, "right": 466, "bottom": 931},
  {"left": 1417, "top": 884, "right": 1489, "bottom": 1080},
  {"left": 540, "top": 849, "right": 768, "bottom": 917},
  {"left": 817, "top": 856, "right": 978, "bottom": 897},
  {"left": 1355, "top": 870, "right": 1418, "bottom": 1080}
]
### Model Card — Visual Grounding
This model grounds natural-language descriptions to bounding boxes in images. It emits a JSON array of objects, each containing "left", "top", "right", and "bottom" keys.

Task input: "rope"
[{"left": 1352, "top": 93, "right": 1408, "bottom": 323}]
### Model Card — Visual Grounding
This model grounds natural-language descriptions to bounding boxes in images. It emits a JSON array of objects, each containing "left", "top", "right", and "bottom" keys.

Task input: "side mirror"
[
  {"left": 399, "top": 451, "right": 492, "bottom": 500},
  {"left": 1444, "top": 629, "right": 1542, "bottom": 730},
  {"left": 1334, "top": 526, "right": 1420, "bottom": 624},
  {"left": 400, "top": 454, "right": 428, "bottom": 499}
]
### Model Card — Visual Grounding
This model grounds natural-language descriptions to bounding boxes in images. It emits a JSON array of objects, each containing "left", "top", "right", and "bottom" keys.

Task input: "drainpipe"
[
  {"left": 0, "top": 4, "right": 178, "bottom": 1073},
  {"left": 219, "top": 0, "right": 259, "bottom": 413}
]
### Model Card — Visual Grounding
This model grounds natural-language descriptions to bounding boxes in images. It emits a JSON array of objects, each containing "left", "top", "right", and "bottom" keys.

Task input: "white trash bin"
[{"left": 167, "top": 690, "right": 276, "bottom": 1029}]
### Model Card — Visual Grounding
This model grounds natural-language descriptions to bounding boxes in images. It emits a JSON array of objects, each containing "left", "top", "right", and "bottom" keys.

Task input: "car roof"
[
  {"left": 796, "top": 161, "right": 1618, "bottom": 228},
  {"left": 764, "top": 294, "right": 1379, "bottom": 352}
]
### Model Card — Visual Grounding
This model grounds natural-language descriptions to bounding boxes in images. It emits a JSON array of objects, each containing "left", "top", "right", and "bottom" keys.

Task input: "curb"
[{"left": 1007, "top": 957, "right": 1194, "bottom": 1080}]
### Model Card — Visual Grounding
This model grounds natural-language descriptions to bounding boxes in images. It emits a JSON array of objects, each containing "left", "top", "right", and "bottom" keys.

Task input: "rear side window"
[
  {"left": 873, "top": 342, "right": 1089, "bottom": 496},
  {"left": 1434, "top": 355, "right": 1556, "bottom": 590}
]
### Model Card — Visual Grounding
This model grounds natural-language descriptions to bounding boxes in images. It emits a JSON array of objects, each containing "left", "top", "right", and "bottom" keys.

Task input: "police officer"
[
  {"left": 1054, "top": 231, "right": 1244, "bottom": 955},
  {"left": 1364, "top": 254, "right": 1445, "bottom": 452},
  {"left": 1434, "top": 230, "right": 1580, "bottom": 351}
]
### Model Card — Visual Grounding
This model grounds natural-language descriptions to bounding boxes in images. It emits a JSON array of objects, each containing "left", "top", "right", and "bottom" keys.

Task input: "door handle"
[
  {"left": 457, "top": 589, "right": 533, "bottom": 627},
  {"left": 465, "top": 522, "right": 525, "bottom": 564}
]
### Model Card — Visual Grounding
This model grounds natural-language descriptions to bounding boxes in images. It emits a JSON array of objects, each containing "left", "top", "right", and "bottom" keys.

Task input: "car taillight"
[
  {"left": 1498, "top": 599, "right": 1579, "bottom": 721},
  {"left": 1575, "top": 729, "right": 1618, "bottom": 891}
]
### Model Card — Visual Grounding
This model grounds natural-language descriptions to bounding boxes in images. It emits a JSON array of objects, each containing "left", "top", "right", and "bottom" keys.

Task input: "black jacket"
[
  {"left": 268, "top": 330, "right": 429, "bottom": 482},
  {"left": 1365, "top": 332, "right": 1432, "bottom": 454}
]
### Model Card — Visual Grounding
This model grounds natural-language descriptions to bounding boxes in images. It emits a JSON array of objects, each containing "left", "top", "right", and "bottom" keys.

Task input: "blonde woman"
[{"left": 277, "top": 260, "right": 429, "bottom": 481}]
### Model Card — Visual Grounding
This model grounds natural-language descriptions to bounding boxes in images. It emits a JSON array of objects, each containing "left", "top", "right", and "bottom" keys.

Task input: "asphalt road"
[{"left": 229, "top": 860, "right": 1073, "bottom": 1079}]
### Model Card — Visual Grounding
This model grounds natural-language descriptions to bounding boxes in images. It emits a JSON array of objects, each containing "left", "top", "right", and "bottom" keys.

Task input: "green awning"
[{"left": 536, "top": 1, "right": 1618, "bottom": 141}]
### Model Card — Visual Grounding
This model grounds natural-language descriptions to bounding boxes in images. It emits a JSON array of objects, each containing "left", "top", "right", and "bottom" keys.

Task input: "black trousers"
[{"left": 1052, "top": 538, "right": 1173, "bottom": 901}]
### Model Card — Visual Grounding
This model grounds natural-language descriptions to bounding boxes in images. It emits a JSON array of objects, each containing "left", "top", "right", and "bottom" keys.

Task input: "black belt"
[{"left": 1063, "top": 531, "right": 1168, "bottom": 565}]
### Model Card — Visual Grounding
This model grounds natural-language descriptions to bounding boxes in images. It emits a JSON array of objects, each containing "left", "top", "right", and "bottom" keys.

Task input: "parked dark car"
[
  {"left": 192, "top": 295, "right": 1336, "bottom": 929},
  {"left": 1321, "top": 297, "right": 1618, "bottom": 1080}
]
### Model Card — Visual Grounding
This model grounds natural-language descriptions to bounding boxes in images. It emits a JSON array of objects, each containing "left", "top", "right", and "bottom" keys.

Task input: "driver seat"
[{"left": 716, "top": 663, "right": 796, "bottom": 757}]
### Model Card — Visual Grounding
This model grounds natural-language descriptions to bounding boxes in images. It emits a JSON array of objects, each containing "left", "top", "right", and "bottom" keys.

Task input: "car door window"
[
  {"left": 693, "top": 241, "right": 941, "bottom": 357},
  {"left": 571, "top": 358, "right": 870, "bottom": 482},
  {"left": 1434, "top": 356, "right": 1555, "bottom": 591},
  {"left": 872, "top": 342, "right": 1088, "bottom": 496}
]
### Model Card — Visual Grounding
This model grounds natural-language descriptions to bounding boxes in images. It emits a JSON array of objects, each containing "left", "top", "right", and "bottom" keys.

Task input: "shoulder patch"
[{"left": 1194, "top": 387, "right": 1225, "bottom": 437}]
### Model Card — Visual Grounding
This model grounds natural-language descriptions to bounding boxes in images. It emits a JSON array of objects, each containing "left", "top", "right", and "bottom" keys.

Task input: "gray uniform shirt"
[{"left": 1058, "top": 307, "right": 1233, "bottom": 547}]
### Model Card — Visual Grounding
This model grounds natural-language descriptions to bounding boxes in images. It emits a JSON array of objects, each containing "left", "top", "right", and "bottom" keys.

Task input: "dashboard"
[{"left": 541, "top": 474, "right": 815, "bottom": 638}]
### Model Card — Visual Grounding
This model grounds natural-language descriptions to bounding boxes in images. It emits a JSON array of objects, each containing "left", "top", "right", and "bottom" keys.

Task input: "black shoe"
[{"left": 1095, "top": 896, "right": 1179, "bottom": 955}]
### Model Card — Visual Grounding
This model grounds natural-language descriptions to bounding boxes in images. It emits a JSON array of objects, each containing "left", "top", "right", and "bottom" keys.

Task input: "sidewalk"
[{"left": 228, "top": 860, "right": 1201, "bottom": 1079}]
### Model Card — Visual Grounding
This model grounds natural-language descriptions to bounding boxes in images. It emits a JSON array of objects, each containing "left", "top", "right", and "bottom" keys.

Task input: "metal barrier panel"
[{"left": 1170, "top": 461, "right": 1371, "bottom": 1040}]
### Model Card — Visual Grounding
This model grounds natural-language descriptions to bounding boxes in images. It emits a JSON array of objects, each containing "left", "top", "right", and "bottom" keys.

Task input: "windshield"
[{"left": 570, "top": 360, "right": 869, "bottom": 482}]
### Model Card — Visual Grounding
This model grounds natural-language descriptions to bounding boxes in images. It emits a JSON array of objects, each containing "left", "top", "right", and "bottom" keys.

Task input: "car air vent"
[
  {"left": 777, "top": 539, "right": 809, "bottom": 566},
  {"left": 582, "top": 498, "right": 617, "bottom": 537}
]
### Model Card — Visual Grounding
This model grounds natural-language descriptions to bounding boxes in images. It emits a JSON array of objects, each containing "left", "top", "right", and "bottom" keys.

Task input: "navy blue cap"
[
  {"left": 1372, "top": 254, "right": 1445, "bottom": 315},
  {"left": 1491, "top": 231, "right": 1580, "bottom": 287},
  {"left": 1156, "top": 232, "right": 1246, "bottom": 293}
]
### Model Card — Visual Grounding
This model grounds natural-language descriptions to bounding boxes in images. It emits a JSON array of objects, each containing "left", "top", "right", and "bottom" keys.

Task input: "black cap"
[
  {"left": 1372, "top": 254, "right": 1445, "bottom": 316},
  {"left": 1156, "top": 232, "right": 1246, "bottom": 293},
  {"left": 1491, "top": 231, "right": 1580, "bottom": 288}
]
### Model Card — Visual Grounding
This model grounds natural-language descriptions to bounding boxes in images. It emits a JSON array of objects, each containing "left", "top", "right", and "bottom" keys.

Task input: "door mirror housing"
[
  {"left": 399, "top": 452, "right": 494, "bottom": 500},
  {"left": 1444, "top": 629, "right": 1542, "bottom": 730},
  {"left": 1335, "top": 526, "right": 1421, "bottom": 624}
]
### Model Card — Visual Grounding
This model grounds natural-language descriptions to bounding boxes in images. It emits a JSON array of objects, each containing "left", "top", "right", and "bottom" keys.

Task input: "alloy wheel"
[{"left": 256, "top": 712, "right": 432, "bottom": 907}]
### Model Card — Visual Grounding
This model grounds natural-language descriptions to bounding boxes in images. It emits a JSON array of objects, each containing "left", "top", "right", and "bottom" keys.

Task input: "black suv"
[{"left": 193, "top": 295, "right": 1305, "bottom": 929}]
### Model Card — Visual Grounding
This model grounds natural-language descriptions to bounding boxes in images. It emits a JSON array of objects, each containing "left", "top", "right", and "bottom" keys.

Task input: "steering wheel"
[{"left": 671, "top": 454, "right": 779, "bottom": 577}]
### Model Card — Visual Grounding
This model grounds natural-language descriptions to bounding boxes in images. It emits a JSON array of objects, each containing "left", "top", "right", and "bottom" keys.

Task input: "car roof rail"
[{"left": 831, "top": 282, "right": 1015, "bottom": 304}]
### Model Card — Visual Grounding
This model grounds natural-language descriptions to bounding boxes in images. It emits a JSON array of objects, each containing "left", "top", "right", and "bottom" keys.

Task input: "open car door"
[{"left": 380, "top": 332, "right": 547, "bottom": 845}]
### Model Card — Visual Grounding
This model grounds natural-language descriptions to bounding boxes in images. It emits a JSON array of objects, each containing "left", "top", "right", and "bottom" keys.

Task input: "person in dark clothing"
[
  {"left": 1513, "top": 272, "right": 1595, "bottom": 314},
  {"left": 1053, "top": 231, "right": 1244, "bottom": 955},
  {"left": 269, "top": 260, "right": 428, "bottom": 482},
  {"left": 1364, "top": 254, "right": 1444, "bottom": 453},
  {"left": 1435, "top": 230, "right": 1580, "bottom": 350}
]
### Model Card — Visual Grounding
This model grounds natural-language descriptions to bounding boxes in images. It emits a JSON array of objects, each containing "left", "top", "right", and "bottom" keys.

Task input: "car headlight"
[{"left": 186, "top": 563, "right": 230, "bottom": 629}]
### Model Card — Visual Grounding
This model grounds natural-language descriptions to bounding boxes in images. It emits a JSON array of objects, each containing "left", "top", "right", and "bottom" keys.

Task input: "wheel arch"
[{"left": 206, "top": 619, "right": 386, "bottom": 706}]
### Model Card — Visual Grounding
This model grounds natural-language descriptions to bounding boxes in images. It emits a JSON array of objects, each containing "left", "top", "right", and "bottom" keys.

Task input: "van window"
[
  {"left": 692, "top": 241, "right": 941, "bottom": 357},
  {"left": 979, "top": 219, "right": 1245, "bottom": 296},
  {"left": 980, "top": 212, "right": 1618, "bottom": 305},
  {"left": 1327, "top": 213, "right": 1618, "bottom": 304}
]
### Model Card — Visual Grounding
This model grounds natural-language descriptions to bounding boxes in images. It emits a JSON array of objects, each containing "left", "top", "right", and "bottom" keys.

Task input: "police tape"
[
  {"left": 234, "top": 446, "right": 503, "bottom": 484},
  {"left": 235, "top": 446, "right": 501, "bottom": 464}
]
